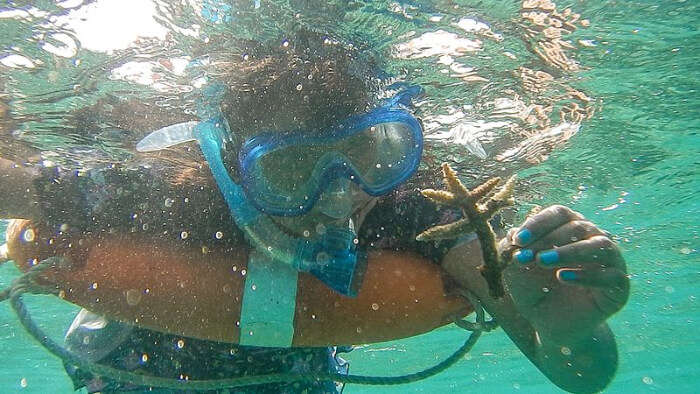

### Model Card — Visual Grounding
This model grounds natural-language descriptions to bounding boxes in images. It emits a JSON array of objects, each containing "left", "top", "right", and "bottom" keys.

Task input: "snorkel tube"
[{"left": 195, "top": 117, "right": 363, "bottom": 296}]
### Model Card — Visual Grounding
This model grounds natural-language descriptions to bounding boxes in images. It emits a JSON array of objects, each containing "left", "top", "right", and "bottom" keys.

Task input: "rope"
[{"left": 1, "top": 258, "right": 496, "bottom": 390}]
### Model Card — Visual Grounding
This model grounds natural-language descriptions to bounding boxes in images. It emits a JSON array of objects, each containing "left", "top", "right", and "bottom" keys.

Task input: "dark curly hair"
[{"left": 212, "top": 30, "right": 377, "bottom": 139}]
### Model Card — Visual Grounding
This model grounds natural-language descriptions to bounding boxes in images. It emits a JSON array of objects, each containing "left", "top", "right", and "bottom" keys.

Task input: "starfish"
[{"left": 416, "top": 163, "right": 516, "bottom": 298}]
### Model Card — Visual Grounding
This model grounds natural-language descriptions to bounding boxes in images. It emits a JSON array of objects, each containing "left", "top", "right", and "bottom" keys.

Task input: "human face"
[{"left": 265, "top": 147, "right": 378, "bottom": 237}]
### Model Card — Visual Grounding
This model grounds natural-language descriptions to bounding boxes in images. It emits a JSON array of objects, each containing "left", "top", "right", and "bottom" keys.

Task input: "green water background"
[{"left": 1, "top": 0, "right": 698, "bottom": 392}]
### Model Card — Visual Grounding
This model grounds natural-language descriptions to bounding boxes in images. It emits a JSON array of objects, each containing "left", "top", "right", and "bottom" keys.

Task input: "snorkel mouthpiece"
[{"left": 298, "top": 227, "right": 365, "bottom": 296}]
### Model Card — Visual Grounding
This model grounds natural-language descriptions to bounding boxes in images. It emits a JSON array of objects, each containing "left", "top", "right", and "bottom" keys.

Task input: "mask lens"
[
  {"left": 243, "top": 116, "right": 421, "bottom": 215},
  {"left": 257, "top": 131, "right": 375, "bottom": 195},
  {"left": 351, "top": 122, "right": 416, "bottom": 189}
]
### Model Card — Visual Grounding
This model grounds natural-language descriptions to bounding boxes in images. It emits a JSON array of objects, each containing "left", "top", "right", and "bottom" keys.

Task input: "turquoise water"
[{"left": 1, "top": 0, "right": 698, "bottom": 393}]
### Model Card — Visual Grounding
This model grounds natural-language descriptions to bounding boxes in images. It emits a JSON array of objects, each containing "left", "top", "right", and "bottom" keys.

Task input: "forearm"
[
  {"left": 294, "top": 249, "right": 471, "bottom": 346},
  {"left": 0, "top": 158, "right": 40, "bottom": 220}
]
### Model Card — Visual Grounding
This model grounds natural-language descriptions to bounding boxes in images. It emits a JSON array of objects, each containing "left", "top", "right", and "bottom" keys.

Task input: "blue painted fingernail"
[
  {"left": 539, "top": 250, "right": 560, "bottom": 265},
  {"left": 514, "top": 229, "right": 532, "bottom": 245},
  {"left": 515, "top": 249, "right": 534, "bottom": 264},
  {"left": 559, "top": 270, "right": 578, "bottom": 281}
]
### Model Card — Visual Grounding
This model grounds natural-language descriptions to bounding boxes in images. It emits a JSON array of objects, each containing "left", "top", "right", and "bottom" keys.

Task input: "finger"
[
  {"left": 512, "top": 205, "right": 584, "bottom": 247},
  {"left": 556, "top": 267, "right": 628, "bottom": 290},
  {"left": 528, "top": 235, "right": 623, "bottom": 269},
  {"left": 557, "top": 267, "right": 630, "bottom": 316},
  {"left": 515, "top": 220, "right": 605, "bottom": 260}
]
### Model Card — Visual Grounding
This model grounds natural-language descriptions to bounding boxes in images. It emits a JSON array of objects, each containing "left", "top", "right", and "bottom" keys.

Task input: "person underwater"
[{"left": 0, "top": 32, "right": 629, "bottom": 394}]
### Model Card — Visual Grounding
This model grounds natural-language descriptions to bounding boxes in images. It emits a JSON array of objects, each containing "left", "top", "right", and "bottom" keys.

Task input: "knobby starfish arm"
[{"left": 417, "top": 163, "right": 517, "bottom": 298}]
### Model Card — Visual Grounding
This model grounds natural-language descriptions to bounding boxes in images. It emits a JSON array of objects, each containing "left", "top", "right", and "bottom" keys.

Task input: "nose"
[{"left": 316, "top": 178, "right": 355, "bottom": 219}]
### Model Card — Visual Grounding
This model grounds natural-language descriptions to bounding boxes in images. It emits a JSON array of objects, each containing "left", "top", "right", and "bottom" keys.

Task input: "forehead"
[{"left": 215, "top": 44, "right": 376, "bottom": 139}]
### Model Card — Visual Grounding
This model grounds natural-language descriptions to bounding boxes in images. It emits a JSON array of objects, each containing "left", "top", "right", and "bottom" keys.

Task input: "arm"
[
  {"left": 442, "top": 205, "right": 629, "bottom": 394},
  {"left": 0, "top": 157, "right": 40, "bottom": 220}
]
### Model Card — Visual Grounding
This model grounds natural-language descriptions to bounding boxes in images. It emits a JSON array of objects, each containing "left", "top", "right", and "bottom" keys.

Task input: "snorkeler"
[{"left": 0, "top": 32, "right": 628, "bottom": 393}]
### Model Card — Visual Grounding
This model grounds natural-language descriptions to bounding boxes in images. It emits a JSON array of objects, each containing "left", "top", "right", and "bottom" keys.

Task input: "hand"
[{"left": 501, "top": 205, "right": 629, "bottom": 343}]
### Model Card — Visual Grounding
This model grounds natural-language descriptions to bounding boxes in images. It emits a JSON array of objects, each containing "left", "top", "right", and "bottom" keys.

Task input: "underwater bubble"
[
  {"left": 180, "top": 231, "right": 188, "bottom": 240},
  {"left": 303, "top": 230, "right": 311, "bottom": 238},
  {"left": 22, "top": 229, "right": 35, "bottom": 242},
  {"left": 316, "top": 223, "right": 326, "bottom": 235},
  {"left": 371, "top": 303, "right": 380, "bottom": 311},
  {"left": 126, "top": 289, "right": 142, "bottom": 306},
  {"left": 215, "top": 231, "right": 224, "bottom": 239},
  {"left": 296, "top": 83, "right": 303, "bottom": 91},
  {"left": 176, "top": 339, "right": 185, "bottom": 349},
  {"left": 542, "top": 287, "right": 550, "bottom": 293},
  {"left": 316, "top": 252, "right": 330, "bottom": 265},
  {"left": 642, "top": 376, "right": 653, "bottom": 385},
  {"left": 141, "top": 354, "right": 148, "bottom": 363},
  {"left": 90, "top": 282, "right": 98, "bottom": 290},
  {"left": 282, "top": 39, "right": 290, "bottom": 47},
  {"left": 251, "top": 284, "right": 257, "bottom": 291},
  {"left": 20, "top": 378, "right": 27, "bottom": 388},
  {"left": 82, "top": 335, "right": 90, "bottom": 345},
  {"left": 241, "top": 269, "right": 247, "bottom": 276},
  {"left": 560, "top": 346, "right": 572, "bottom": 355},
  {"left": 164, "top": 198, "right": 174, "bottom": 207},
  {"left": 375, "top": 163, "right": 382, "bottom": 169}
]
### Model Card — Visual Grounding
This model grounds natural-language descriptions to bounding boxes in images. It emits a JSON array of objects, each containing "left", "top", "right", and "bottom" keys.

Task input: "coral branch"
[
  {"left": 415, "top": 219, "right": 474, "bottom": 242},
  {"left": 416, "top": 163, "right": 517, "bottom": 298}
]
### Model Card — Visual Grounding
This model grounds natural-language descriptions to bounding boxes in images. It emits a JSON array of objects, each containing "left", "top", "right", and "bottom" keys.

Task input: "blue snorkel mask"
[
  {"left": 238, "top": 89, "right": 423, "bottom": 216},
  {"left": 137, "top": 85, "right": 424, "bottom": 296}
]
